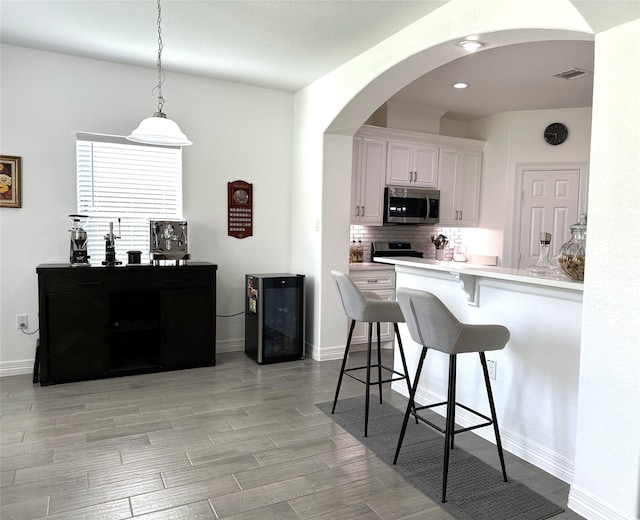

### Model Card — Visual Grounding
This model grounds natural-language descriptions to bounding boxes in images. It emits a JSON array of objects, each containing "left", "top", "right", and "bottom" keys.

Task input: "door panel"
[
  {"left": 160, "top": 290, "right": 213, "bottom": 369},
  {"left": 519, "top": 169, "right": 580, "bottom": 268},
  {"left": 458, "top": 151, "right": 481, "bottom": 224},
  {"left": 413, "top": 144, "right": 438, "bottom": 187},
  {"left": 437, "top": 149, "right": 458, "bottom": 222},
  {"left": 359, "top": 138, "right": 386, "bottom": 223},
  {"left": 386, "top": 141, "right": 413, "bottom": 185},
  {"left": 47, "top": 293, "right": 109, "bottom": 382}
]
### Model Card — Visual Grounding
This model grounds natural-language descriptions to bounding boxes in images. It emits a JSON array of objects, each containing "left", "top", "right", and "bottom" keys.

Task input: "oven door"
[{"left": 384, "top": 187, "right": 439, "bottom": 224}]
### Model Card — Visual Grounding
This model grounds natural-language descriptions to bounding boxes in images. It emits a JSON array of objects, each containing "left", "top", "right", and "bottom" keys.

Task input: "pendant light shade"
[
  {"left": 128, "top": 112, "right": 192, "bottom": 146},
  {"left": 127, "top": 0, "right": 192, "bottom": 147}
]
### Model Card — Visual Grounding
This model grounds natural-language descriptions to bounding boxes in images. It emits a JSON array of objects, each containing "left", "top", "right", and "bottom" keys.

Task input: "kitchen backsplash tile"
[{"left": 350, "top": 225, "right": 464, "bottom": 262}]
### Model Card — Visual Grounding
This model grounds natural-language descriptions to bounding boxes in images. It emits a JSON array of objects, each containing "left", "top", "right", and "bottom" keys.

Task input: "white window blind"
[{"left": 76, "top": 133, "right": 182, "bottom": 264}]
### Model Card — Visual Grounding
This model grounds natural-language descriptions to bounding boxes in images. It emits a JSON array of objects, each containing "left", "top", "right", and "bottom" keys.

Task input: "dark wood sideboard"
[{"left": 36, "top": 262, "right": 217, "bottom": 385}]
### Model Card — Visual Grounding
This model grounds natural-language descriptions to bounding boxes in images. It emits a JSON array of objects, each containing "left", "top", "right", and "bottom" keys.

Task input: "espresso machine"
[
  {"left": 102, "top": 218, "right": 122, "bottom": 266},
  {"left": 69, "top": 214, "right": 90, "bottom": 267}
]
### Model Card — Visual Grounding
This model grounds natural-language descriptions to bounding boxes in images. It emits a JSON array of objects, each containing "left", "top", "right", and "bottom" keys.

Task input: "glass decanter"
[
  {"left": 558, "top": 214, "right": 587, "bottom": 281},
  {"left": 527, "top": 232, "right": 555, "bottom": 276}
]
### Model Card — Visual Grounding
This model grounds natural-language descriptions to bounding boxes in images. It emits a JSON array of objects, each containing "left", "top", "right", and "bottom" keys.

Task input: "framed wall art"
[{"left": 0, "top": 155, "right": 22, "bottom": 208}]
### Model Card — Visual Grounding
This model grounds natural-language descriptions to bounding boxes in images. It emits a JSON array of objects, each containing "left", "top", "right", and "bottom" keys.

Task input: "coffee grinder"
[
  {"left": 69, "top": 214, "right": 91, "bottom": 267},
  {"left": 102, "top": 218, "right": 122, "bottom": 266}
]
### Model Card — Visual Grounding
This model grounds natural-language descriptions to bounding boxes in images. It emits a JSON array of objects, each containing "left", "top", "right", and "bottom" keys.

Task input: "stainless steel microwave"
[{"left": 383, "top": 187, "right": 439, "bottom": 225}]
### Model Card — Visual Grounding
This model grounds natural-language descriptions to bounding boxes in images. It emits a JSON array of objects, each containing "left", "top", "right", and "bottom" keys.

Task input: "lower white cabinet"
[{"left": 348, "top": 268, "right": 396, "bottom": 345}]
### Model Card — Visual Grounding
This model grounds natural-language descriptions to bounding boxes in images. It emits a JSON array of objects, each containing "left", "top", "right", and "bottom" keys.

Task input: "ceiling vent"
[{"left": 551, "top": 68, "right": 592, "bottom": 80}]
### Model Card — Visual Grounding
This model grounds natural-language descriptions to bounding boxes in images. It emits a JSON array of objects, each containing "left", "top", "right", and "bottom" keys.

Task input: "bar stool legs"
[
  {"left": 332, "top": 319, "right": 412, "bottom": 437},
  {"left": 331, "top": 320, "right": 356, "bottom": 415},
  {"left": 394, "top": 348, "right": 508, "bottom": 502},
  {"left": 480, "top": 352, "right": 508, "bottom": 482},
  {"left": 393, "top": 346, "right": 428, "bottom": 464}
]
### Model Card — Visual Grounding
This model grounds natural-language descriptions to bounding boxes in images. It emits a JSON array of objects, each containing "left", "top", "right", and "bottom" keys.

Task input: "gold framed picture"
[{"left": 0, "top": 155, "right": 22, "bottom": 208}]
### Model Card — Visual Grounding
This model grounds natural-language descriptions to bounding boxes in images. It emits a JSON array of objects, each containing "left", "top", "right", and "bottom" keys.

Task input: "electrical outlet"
[
  {"left": 486, "top": 359, "right": 497, "bottom": 380},
  {"left": 16, "top": 314, "right": 28, "bottom": 330}
]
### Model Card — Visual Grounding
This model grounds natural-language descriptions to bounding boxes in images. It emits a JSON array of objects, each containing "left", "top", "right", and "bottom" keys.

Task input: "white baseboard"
[
  {"left": 305, "top": 341, "right": 394, "bottom": 362},
  {"left": 392, "top": 381, "right": 575, "bottom": 484},
  {"left": 214, "top": 338, "right": 245, "bottom": 353},
  {"left": 0, "top": 338, "right": 313, "bottom": 377},
  {"left": 568, "top": 484, "right": 633, "bottom": 520},
  {"left": 0, "top": 359, "right": 35, "bottom": 378}
]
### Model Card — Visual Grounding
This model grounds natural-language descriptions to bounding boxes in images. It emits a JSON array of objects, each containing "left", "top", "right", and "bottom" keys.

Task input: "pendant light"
[{"left": 128, "top": 0, "right": 192, "bottom": 146}]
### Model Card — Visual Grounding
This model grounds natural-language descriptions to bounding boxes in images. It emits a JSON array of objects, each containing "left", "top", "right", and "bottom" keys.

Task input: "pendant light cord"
[{"left": 154, "top": 0, "right": 165, "bottom": 116}]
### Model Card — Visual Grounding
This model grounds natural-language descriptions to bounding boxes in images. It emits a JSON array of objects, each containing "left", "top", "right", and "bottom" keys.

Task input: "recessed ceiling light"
[
  {"left": 453, "top": 82, "right": 469, "bottom": 89},
  {"left": 459, "top": 40, "right": 484, "bottom": 52}
]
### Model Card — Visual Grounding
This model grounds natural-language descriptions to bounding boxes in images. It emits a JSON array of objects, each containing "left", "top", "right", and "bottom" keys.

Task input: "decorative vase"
[{"left": 558, "top": 214, "right": 587, "bottom": 281}]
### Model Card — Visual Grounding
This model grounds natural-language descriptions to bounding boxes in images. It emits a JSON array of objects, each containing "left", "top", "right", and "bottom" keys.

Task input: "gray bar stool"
[
  {"left": 394, "top": 287, "right": 510, "bottom": 502},
  {"left": 331, "top": 270, "right": 412, "bottom": 437}
]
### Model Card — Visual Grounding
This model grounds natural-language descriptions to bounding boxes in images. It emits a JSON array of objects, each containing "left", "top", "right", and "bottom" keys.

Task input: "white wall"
[
  {"left": 0, "top": 45, "right": 294, "bottom": 373},
  {"left": 569, "top": 18, "right": 640, "bottom": 520},
  {"left": 467, "top": 107, "right": 592, "bottom": 265}
]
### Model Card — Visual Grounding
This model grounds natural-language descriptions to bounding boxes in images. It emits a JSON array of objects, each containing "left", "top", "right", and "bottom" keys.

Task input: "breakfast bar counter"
[
  {"left": 375, "top": 257, "right": 583, "bottom": 305},
  {"left": 374, "top": 256, "right": 583, "bottom": 483}
]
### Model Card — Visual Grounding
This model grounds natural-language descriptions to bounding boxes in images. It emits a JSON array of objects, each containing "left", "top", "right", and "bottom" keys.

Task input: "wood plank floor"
[{"left": 1, "top": 350, "right": 584, "bottom": 519}]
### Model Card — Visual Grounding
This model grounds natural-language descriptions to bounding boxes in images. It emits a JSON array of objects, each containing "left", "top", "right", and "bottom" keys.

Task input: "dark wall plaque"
[{"left": 228, "top": 180, "right": 253, "bottom": 238}]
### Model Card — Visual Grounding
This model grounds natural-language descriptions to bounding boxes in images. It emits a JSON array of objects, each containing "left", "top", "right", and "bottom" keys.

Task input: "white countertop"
[
  {"left": 348, "top": 262, "right": 394, "bottom": 270},
  {"left": 374, "top": 257, "right": 584, "bottom": 292}
]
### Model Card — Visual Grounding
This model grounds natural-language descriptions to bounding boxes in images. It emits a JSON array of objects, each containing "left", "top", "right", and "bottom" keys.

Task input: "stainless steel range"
[{"left": 371, "top": 241, "right": 423, "bottom": 259}]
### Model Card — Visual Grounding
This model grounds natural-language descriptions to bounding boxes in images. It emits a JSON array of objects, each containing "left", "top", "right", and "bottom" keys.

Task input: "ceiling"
[{"left": 1, "top": 1, "right": 638, "bottom": 121}]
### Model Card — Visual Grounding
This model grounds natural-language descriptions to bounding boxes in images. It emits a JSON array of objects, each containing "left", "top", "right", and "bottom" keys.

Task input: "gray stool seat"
[
  {"left": 394, "top": 287, "right": 510, "bottom": 502},
  {"left": 331, "top": 270, "right": 412, "bottom": 437}
]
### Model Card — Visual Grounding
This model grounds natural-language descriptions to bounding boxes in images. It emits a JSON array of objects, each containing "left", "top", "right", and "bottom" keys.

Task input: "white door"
[{"left": 518, "top": 168, "right": 582, "bottom": 269}]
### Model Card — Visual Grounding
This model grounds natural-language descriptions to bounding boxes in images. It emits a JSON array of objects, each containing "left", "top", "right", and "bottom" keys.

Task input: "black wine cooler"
[{"left": 245, "top": 273, "right": 305, "bottom": 364}]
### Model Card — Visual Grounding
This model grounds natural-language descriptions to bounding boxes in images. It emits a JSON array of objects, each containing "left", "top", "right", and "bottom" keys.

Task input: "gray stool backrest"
[
  {"left": 397, "top": 288, "right": 463, "bottom": 353},
  {"left": 331, "top": 270, "right": 369, "bottom": 322},
  {"left": 397, "top": 287, "right": 509, "bottom": 354}
]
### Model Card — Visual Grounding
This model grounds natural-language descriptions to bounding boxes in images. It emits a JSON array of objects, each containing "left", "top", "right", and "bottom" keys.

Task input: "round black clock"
[{"left": 544, "top": 122, "right": 569, "bottom": 145}]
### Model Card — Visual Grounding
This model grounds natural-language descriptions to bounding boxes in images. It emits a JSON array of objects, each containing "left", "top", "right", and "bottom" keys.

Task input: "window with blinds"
[{"left": 76, "top": 133, "right": 183, "bottom": 265}]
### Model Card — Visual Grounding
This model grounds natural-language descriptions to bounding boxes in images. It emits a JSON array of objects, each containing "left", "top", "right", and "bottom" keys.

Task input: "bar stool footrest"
[
  {"left": 413, "top": 401, "right": 494, "bottom": 435},
  {"left": 344, "top": 364, "right": 408, "bottom": 386}
]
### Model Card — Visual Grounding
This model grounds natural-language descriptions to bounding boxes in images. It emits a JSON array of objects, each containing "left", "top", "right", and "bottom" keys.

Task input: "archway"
[
  {"left": 290, "top": 4, "right": 639, "bottom": 517},
  {"left": 297, "top": 23, "right": 594, "bottom": 359}
]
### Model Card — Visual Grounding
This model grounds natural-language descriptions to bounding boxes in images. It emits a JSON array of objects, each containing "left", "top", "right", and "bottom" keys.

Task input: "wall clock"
[{"left": 544, "top": 122, "right": 569, "bottom": 145}]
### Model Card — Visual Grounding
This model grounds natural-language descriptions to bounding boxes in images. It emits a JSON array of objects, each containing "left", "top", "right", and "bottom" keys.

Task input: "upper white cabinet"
[
  {"left": 351, "top": 136, "right": 387, "bottom": 225},
  {"left": 351, "top": 126, "right": 485, "bottom": 227},
  {"left": 438, "top": 147, "right": 482, "bottom": 226},
  {"left": 386, "top": 140, "right": 438, "bottom": 187}
]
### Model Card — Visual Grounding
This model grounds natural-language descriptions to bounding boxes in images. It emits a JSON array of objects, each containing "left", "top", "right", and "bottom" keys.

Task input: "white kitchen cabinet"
[
  {"left": 386, "top": 140, "right": 438, "bottom": 187},
  {"left": 351, "top": 137, "right": 386, "bottom": 225},
  {"left": 347, "top": 267, "right": 396, "bottom": 345},
  {"left": 438, "top": 147, "right": 482, "bottom": 226}
]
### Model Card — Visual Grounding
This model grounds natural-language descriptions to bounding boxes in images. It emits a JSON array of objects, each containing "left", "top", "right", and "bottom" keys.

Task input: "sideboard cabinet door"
[
  {"left": 46, "top": 293, "right": 110, "bottom": 383},
  {"left": 160, "top": 289, "right": 214, "bottom": 370}
]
